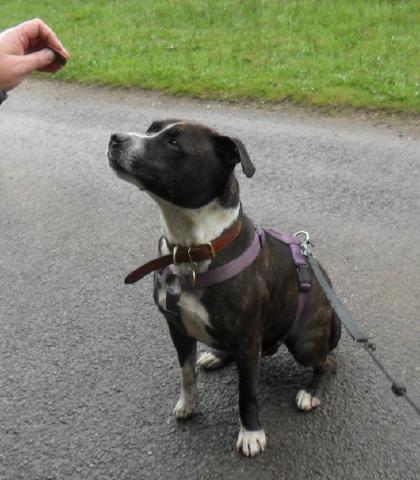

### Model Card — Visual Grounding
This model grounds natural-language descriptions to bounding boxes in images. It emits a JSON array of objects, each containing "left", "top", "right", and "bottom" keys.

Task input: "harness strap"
[
  {"left": 155, "top": 226, "right": 311, "bottom": 339},
  {"left": 180, "top": 226, "right": 265, "bottom": 290},
  {"left": 160, "top": 281, "right": 189, "bottom": 337}
]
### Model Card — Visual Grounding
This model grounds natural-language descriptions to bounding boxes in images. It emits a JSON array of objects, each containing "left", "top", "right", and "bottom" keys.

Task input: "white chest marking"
[
  {"left": 153, "top": 196, "right": 240, "bottom": 345},
  {"left": 157, "top": 275, "right": 214, "bottom": 345},
  {"left": 152, "top": 196, "right": 240, "bottom": 246},
  {"left": 178, "top": 291, "right": 214, "bottom": 345}
]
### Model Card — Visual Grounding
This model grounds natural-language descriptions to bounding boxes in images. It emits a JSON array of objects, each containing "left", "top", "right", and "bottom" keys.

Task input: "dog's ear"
[
  {"left": 146, "top": 119, "right": 183, "bottom": 134},
  {"left": 214, "top": 135, "right": 256, "bottom": 178}
]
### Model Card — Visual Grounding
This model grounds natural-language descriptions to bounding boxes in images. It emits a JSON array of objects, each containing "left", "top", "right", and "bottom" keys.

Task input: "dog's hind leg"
[
  {"left": 168, "top": 324, "right": 198, "bottom": 420},
  {"left": 289, "top": 310, "right": 340, "bottom": 412},
  {"left": 196, "top": 349, "right": 233, "bottom": 370},
  {"left": 295, "top": 355, "right": 337, "bottom": 412}
]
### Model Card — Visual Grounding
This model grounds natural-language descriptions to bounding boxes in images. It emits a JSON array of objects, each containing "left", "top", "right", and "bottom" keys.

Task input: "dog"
[{"left": 107, "top": 119, "right": 341, "bottom": 457}]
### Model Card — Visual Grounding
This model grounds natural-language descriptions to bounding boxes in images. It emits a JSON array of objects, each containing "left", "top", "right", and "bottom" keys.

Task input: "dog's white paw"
[
  {"left": 173, "top": 392, "right": 197, "bottom": 420},
  {"left": 296, "top": 389, "right": 321, "bottom": 412},
  {"left": 197, "top": 352, "right": 224, "bottom": 370},
  {"left": 235, "top": 426, "right": 266, "bottom": 457}
]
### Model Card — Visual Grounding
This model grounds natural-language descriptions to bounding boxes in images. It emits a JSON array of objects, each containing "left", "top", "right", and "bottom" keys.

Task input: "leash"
[{"left": 294, "top": 231, "right": 420, "bottom": 417}]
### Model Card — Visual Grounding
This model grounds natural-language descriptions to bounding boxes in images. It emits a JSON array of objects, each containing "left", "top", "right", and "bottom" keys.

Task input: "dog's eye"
[{"left": 167, "top": 138, "right": 178, "bottom": 147}]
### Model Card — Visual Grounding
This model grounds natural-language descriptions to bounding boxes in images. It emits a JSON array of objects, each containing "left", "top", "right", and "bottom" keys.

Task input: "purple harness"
[{"left": 157, "top": 226, "right": 311, "bottom": 341}]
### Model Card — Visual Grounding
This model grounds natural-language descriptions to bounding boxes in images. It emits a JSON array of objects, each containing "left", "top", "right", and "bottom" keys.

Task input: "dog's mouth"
[
  {"left": 107, "top": 150, "right": 124, "bottom": 172},
  {"left": 108, "top": 149, "right": 146, "bottom": 191},
  {"left": 107, "top": 132, "right": 132, "bottom": 167},
  {"left": 107, "top": 142, "right": 129, "bottom": 172}
]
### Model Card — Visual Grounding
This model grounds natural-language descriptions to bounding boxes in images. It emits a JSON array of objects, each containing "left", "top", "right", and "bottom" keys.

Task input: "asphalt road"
[{"left": 1, "top": 80, "right": 419, "bottom": 480}]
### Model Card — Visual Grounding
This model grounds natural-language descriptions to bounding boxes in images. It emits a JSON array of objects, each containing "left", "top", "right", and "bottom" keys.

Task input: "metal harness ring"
[
  {"left": 187, "top": 247, "right": 198, "bottom": 287},
  {"left": 190, "top": 268, "right": 197, "bottom": 287},
  {"left": 187, "top": 247, "right": 198, "bottom": 266},
  {"left": 293, "top": 230, "right": 310, "bottom": 243},
  {"left": 172, "top": 245, "right": 179, "bottom": 265},
  {"left": 293, "top": 230, "right": 313, "bottom": 257}
]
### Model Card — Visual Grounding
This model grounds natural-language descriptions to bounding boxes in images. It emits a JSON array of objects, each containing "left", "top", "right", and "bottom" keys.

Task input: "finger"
[
  {"left": 15, "top": 48, "right": 56, "bottom": 75},
  {"left": 17, "top": 18, "right": 70, "bottom": 60}
]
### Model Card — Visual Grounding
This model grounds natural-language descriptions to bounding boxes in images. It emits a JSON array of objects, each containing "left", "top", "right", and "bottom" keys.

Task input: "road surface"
[{"left": 1, "top": 80, "right": 419, "bottom": 480}]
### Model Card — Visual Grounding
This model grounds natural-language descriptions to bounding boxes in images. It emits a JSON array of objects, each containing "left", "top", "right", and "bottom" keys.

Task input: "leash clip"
[{"left": 294, "top": 230, "right": 314, "bottom": 257}]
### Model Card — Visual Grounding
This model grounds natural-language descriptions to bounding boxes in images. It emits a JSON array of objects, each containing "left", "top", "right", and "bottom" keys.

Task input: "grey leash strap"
[
  {"left": 306, "top": 254, "right": 368, "bottom": 343},
  {"left": 294, "top": 231, "right": 420, "bottom": 418}
]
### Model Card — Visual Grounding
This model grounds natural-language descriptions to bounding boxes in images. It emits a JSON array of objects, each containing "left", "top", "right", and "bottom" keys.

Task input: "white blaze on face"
[
  {"left": 125, "top": 121, "right": 182, "bottom": 163},
  {"left": 115, "top": 122, "right": 183, "bottom": 180}
]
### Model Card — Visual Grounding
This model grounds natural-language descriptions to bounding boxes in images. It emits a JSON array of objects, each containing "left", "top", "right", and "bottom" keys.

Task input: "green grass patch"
[{"left": 1, "top": 0, "right": 419, "bottom": 113}]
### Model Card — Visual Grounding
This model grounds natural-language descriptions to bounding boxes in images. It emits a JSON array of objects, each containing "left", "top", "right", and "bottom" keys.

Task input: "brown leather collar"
[{"left": 124, "top": 220, "right": 242, "bottom": 284}]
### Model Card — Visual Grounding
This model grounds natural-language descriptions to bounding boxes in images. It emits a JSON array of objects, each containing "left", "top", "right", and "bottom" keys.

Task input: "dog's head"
[{"left": 107, "top": 120, "right": 255, "bottom": 209}]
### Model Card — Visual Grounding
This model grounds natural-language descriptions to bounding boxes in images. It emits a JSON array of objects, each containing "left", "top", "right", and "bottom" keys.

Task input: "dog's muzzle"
[{"left": 108, "top": 132, "right": 132, "bottom": 171}]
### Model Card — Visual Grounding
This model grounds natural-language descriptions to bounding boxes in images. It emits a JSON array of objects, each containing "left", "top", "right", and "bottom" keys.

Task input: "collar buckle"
[{"left": 206, "top": 242, "right": 216, "bottom": 258}]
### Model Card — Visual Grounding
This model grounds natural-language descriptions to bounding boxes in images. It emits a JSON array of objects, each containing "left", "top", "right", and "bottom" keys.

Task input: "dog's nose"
[{"left": 110, "top": 132, "right": 130, "bottom": 145}]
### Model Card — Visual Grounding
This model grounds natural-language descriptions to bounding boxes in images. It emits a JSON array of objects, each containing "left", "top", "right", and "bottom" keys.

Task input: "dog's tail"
[{"left": 329, "top": 311, "right": 341, "bottom": 352}]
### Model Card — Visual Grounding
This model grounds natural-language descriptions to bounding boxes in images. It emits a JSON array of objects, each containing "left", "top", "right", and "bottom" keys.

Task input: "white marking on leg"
[
  {"left": 174, "top": 350, "right": 198, "bottom": 419},
  {"left": 236, "top": 424, "right": 266, "bottom": 457},
  {"left": 296, "top": 389, "right": 321, "bottom": 412},
  {"left": 197, "top": 351, "right": 226, "bottom": 370}
]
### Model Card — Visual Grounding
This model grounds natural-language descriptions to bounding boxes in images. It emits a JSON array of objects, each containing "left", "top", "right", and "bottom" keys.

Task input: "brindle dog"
[{"left": 108, "top": 120, "right": 341, "bottom": 457}]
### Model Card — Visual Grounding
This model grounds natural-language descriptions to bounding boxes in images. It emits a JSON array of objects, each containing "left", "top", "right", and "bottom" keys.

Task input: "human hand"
[{"left": 0, "top": 18, "right": 70, "bottom": 91}]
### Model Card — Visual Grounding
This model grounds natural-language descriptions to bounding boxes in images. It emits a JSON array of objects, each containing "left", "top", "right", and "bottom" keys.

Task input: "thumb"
[{"left": 17, "top": 48, "right": 56, "bottom": 75}]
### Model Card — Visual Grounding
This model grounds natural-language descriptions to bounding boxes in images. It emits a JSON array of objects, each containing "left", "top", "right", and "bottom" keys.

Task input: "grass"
[{"left": 0, "top": 0, "right": 419, "bottom": 113}]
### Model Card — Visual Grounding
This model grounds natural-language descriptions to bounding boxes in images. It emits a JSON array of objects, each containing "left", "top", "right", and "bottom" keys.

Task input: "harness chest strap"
[{"left": 155, "top": 226, "right": 311, "bottom": 339}]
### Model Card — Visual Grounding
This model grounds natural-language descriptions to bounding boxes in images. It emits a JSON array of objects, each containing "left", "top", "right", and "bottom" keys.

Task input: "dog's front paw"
[
  {"left": 173, "top": 392, "right": 197, "bottom": 420},
  {"left": 296, "top": 389, "right": 321, "bottom": 412},
  {"left": 197, "top": 350, "right": 233, "bottom": 370},
  {"left": 235, "top": 426, "right": 266, "bottom": 457}
]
